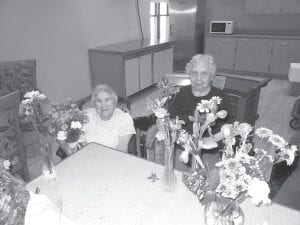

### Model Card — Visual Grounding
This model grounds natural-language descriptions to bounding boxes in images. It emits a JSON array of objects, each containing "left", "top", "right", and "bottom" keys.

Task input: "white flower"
[
  {"left": 238, "top": 123, "right": 253, "bottom": 139},
  {"left": 197, "top": 100, "right": 211, "bottom": 113},
  {"left": 211, "top": 96, "right": 222, "bottom": 105},
  {"left": 154, "top": 108, "right": 168, "bottom": 119},
  {"left": 255, "top": 127, "right": 273, "bottom": 138},
  {"left": 57, "top": 130, "right": 67, "bottom": 141},
  {"left": 24, "top": 90, "right": 39, "bottom": 98},
  {"left": 268, "top": 134, "right": 286, "bottom": 148},
  {"left": 247, "top": 178, "right": 271, "bottom": 205},
  {"left": 206, "top": 113, "right": 216, "bottom": 123},
  {"left": 216, "top": 110, "right": 227, "bottom": 119},
  {"left": 179, "top": 149, "right": 190, "bottom": 164},
  {"left": 39, "top": 93, "right": 46, "bottom": 99},
  {"left": 3, "top": 160, "right": 10, "bottom": 170},
  {"left": 21, "top": 98, "right": 33, "bottom": 104},
  {"left": 70, "top": 121, "right": 82, "bottom": 129},
  {"left": 155, "top": 131, "right": 166, "bottom": 141},
  {"left": 221, "top": 124, "right": 233, "bottom": 137}
]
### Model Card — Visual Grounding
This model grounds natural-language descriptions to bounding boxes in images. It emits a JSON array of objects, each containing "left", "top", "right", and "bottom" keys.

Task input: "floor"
[{"left": 23, "top": 78, "right": 300, "bottom": 209}]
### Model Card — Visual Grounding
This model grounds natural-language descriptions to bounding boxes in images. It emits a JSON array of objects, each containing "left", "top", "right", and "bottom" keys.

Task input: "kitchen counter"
[
  {"left": 89, "top": 39, "right": 175, "bottom": 55},
  {"left": 205, "top": 33, "right": 300, "bottom": 40}
]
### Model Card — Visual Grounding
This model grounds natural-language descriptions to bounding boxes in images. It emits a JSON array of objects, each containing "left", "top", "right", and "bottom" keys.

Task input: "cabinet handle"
[{"left": 280, "top": 42, "right": 286, "bottom": 45}]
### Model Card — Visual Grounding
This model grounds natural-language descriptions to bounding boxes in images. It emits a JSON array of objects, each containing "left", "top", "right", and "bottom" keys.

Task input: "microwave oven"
[{"left": 210, "top": 21, "right": 234, "bottom": 34}]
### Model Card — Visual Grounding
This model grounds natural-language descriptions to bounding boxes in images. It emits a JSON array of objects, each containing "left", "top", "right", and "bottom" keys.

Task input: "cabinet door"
[
  {"left": 163, "top": 47, "right": 174, "bottom": 76},
  {"left": 291, "top": 40, "right": 300, "bottom": 62},
  {"left": 125, "top": 57, "right": 139, "bottom": 96},
  {"left": 140, "top": 52, "right": 152, "bottom": 90},
  {"left": 269, "top": 40, "right": 295, "bottom": 76},
  {"left": 245, "top": 0, "right": 281, "bottom": 14},
  {"left": 153, "top": 50, "right": 164, "bottom": 83},
  {"left": 235, "top": 38, "right": 273, "bottom": 73},
  {"left": 205, "top": 37, "right": 237, "bottom": 70},
  {"left": 281, "top": 0, "right": 300, "bottom": 13}
]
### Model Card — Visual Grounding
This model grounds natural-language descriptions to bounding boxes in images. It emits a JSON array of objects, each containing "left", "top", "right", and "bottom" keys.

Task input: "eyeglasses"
[{"left": 190, "top": 71, "right": 210, "bottom": 78}]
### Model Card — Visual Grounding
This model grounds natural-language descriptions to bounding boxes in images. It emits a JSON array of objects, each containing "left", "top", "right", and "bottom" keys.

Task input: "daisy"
[
  {"left": 255, "top": 127, "right": 273, "bottom": 138},
  {"left": 268, "top": 134, "right": 286, "bottom": 148}
]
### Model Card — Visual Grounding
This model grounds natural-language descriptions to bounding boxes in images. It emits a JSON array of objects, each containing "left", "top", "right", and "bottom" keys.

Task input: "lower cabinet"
[
  {"left": 125, "top": 56, "right": 140, "bottom": 96},
  {"left": 153, "top": 47, "right": 174, "bottom": 83},
  {"left": 204, "top": 37, "right": 236, "bottom": 70},
  {"left": 235, "top": 38, "right": 273, "bottom": 73},
  {"left": 89, "top": 41, "right": 174, "bottom": 98}
]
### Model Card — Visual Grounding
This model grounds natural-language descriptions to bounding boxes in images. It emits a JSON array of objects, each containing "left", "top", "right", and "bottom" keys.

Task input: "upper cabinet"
[
  {"left": 204, "top": 37, "right": 237, "bottom": 70},
  {"left": 281, "top": 0, "right": 300, "bottom": 13},
  {"left": 245, "top": 0, "right": 300, "bottom": 14},
  {"left": 244, "top": 0, "right": 281, "bottom": 14}
]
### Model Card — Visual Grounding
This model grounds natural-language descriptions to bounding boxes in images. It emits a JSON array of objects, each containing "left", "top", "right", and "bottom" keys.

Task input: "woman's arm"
[{"left": 116, "top": 134, "right": 133, "bottom": 152}]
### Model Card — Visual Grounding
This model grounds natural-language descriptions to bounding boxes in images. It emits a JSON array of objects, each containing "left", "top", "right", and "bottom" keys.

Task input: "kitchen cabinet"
[
  {"left": 153, "top": 47, "right": 174, "bottom": 83},
  {"left": 244, "top": 0, "right": 281, "bottom": 14},
  {"left": 281, "top": 0, "right": 300, "bottom": 13},
  {"left": 124, "top": 56, "right": 140, "bottom": 96},
  {"left": 245, "top": 0, "right": 300, "bottom": 14},
  {"left": 269, "top": 40, "right": 295, "bottom": 76},
  {"left": 235, "top": 38, "right": 273, "bottom": 73},
  {"left": 89, "top": 40, "right": 174, "bottom": 98},
  {"left": 204, "top": 37, "right": 237, "bottom": 70}
]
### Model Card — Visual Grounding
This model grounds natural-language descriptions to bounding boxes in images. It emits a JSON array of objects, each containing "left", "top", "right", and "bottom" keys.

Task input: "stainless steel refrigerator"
[{"left": 169, "top": 0, "right": 206, "bottom": 72}]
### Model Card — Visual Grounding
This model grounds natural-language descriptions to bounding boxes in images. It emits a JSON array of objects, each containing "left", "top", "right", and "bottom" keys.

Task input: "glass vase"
[
  {"left": 161, "top": 144, "right": 177, "bottom": 193},
  {"left": 40, "top": 136, "right": 57, "bottom": 182},
  {"left": 204, "top": 201, "right": 244, "bottom": 225}
]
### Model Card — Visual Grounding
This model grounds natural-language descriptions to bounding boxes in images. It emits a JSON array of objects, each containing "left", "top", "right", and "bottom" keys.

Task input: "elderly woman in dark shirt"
[{"left": 168, "top": 54, "right": 232, "bottom": 171}]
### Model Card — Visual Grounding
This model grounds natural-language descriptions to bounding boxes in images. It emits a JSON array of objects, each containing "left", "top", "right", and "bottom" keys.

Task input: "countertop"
[
  {"left": 205, "top": 33, "right": 300, "bottom": 40},
  {"left": 89, "top": 39, "right": 175, "bottom": 55}
]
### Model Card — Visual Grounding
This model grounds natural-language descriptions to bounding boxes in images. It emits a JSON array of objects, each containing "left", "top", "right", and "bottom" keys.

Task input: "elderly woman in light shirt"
[{"left": 82, "top": 84, "right": 136, "bottom": 152}]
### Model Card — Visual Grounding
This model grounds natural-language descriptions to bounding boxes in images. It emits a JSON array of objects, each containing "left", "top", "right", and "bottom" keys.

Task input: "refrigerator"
[{"left": 169, "top": 0, "right": 206, "bottom": 72}]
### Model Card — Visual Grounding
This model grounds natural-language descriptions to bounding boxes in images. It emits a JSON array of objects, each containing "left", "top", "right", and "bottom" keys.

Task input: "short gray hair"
[
  {"left": 185, "top": 54, "right": 217, "bottom": 77},
  {"left": 91, "top": 84, "right": 118, "bottom": 106}
]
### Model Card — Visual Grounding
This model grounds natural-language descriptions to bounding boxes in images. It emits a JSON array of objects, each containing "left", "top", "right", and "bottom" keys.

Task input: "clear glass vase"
[
  {"left": 161, "top": 144, "right": 177, "bottom": 193},
  {"left": 40, "top": 135, "right": 57, "bottom": 182},
  {"left": 204, "top": 201, "right": 244, "bottom": 225}
]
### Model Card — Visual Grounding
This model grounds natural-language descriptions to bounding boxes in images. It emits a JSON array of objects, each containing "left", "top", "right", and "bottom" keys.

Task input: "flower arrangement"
[
  {"left": 182, "top": 122, "right": 298, "bottom": 225},
  {"left": 48, "top": 100, "right": 89, "bottom": 154},
  {"left": 20, "top": 90, "right": 49, "bottom": 136},
  {"left": 177, "top": 96, "right": 228, "bottom": 169},
  {"left": 0, "top": 157, "right": 30, "bottom": 225}
]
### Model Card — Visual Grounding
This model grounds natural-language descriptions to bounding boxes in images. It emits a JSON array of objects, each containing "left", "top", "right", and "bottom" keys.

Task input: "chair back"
[
  {"left": 164, "top": 74, "right": 226, "bottom": 90},
  {"left": 0, "top": 90, "right": 30, "bottom": 181},
  {"left": 0, "top": 59, "right": 37, "bottom": 99}
]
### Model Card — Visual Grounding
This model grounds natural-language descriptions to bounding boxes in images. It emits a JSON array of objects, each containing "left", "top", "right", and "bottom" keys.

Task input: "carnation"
[{"left": 247, "top": 178, "right": 271, "bottom": 205}]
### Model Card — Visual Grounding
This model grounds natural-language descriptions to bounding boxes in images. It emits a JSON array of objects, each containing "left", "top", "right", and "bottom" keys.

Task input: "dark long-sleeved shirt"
[{"left": 168, "top": 85, "right": 232, "bottom": 135}]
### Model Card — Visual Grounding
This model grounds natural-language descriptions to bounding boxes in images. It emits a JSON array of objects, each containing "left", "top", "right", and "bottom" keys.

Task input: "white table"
[{"left": 27, "top": 143, "right": 300, "bottom": 225}]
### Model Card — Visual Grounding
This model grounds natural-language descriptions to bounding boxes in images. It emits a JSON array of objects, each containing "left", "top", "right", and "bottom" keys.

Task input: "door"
[
  {"left": 162, "top": 47, "right": 174, "bottom": 76},
  {"left": 153, "top": 49, "right": 164, "bottom": 83},
  {"left": 139, "top": 52, "right": 152, "bottom": 90},
  {"left": 269, "top": 40, "right": 294, "bottom": 76},
  {"left": 205, "top": 37, "right": 237, "bottom": 70},
  {"left": 125, "top": 56, "right": 139, "bottom": 96},
  {"left": 235, "top": 38, "right": 273, "bottom": 73}
]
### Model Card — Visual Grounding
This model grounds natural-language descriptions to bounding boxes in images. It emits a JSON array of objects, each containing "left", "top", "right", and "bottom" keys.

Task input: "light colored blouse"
[{"left": 83, "top": 108, "right": 136, "bottom": 149}]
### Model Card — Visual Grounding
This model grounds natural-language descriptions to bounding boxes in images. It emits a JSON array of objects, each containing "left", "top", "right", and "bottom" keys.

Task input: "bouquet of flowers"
[
  {"left": 48, "top": 100, "right": 89, "bottom": 155},
  {"left": 177, "top": 96, "right": 228, "bottom": 169},
  {"left": 146, "top": 78, "right": 182, "bottom": 192},
  {"left": 0, "top": 157, "right": 30, "bottom": 225},
  {"left": 20, "top": 90, "right": 49, "bottom": 136},
  {"left": 182, "top": 122, "right": 298, "bottom": 225}
]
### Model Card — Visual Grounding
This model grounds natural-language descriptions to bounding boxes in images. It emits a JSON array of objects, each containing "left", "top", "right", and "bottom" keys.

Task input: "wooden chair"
[{"left": 0, "top": 90, "right": 30, "bottom": 181}]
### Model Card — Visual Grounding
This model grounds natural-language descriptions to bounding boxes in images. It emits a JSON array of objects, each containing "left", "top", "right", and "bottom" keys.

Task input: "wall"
[
  {"left": 0, "top": 0, "right": 144, "bottom": 102},
  {"left": 206, "top": 0, "right": 300, "bottom": 34}
]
